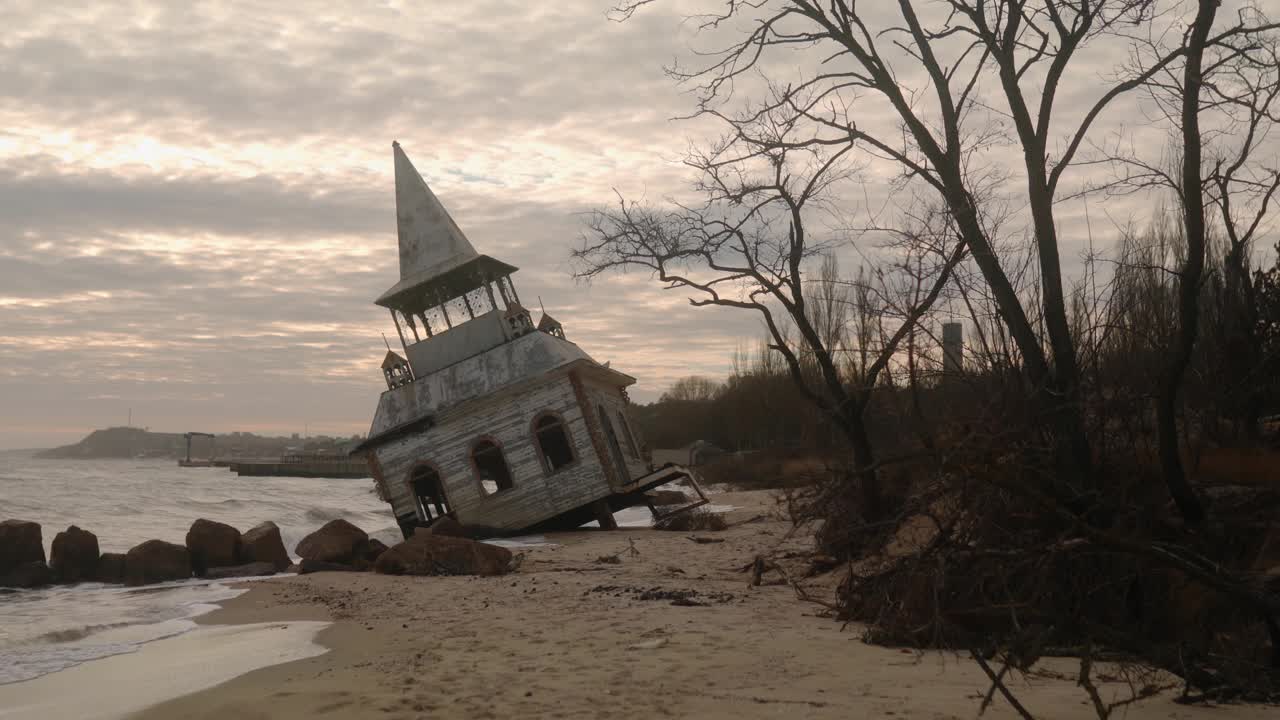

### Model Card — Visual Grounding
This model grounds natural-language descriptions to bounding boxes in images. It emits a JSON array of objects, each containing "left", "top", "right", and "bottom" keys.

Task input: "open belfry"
[{"left": 354, "top": 143, "right": 701, "bottom": 537}]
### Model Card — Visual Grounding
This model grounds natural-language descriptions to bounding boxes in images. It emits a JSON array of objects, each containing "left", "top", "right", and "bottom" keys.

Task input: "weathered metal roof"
[
  {"left": 380, "top": 350, "right": 408, "bottom": 369},
  {"left": 375, "top": 143, "right": 517, "bottom": 310}
]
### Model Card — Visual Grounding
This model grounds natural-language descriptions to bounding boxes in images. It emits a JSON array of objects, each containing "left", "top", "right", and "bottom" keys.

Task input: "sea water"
[{"left": 0, "top": 453, "right": 399, "bottom": 685}]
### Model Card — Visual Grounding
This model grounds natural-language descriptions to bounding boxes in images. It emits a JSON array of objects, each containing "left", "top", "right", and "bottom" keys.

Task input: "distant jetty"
[
  {"left": 35, "top": 427, "right": 367, "bottom": 476},
  {"left": 178, "top": 451, "right": 368, "bottom": 479},
  {"left": 224, "top": 455, "right": 369, "bottom": 479}
]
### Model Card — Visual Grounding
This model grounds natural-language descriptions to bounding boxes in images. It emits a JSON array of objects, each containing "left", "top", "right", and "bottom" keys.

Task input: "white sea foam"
[{"left": 0, "top": 580, "right": 246, "bottom": 685}]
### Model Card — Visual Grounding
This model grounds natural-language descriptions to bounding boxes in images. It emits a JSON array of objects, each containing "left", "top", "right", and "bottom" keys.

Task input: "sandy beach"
[{"left": 27, "top": 490, "right": 1251, "bottom": 719}]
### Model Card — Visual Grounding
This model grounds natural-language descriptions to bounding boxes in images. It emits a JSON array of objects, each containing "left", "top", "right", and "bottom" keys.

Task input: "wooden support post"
[
  {"left": 483, "top": 276, "right": 498, "bottom": 312},
  {"left": 592, "top": 499, "right": 618, "bottom": 531},
  {"left": 438, "top": 293, "right": 453, "bottom": 328},
  {"left": 462, "top": 289, "right": 476, "bottom": 319},
  {"left": 496, "top": 279, "right": 511, "bottom": 307},
  {"left": 505, "top": 276, "right": 521, "bottom": 306},
  {"left": 405, "top": 313, "right": 421, "bottom": 343},
  {"left": 390, "top": 309, "right": 409, "bottom": 353}
]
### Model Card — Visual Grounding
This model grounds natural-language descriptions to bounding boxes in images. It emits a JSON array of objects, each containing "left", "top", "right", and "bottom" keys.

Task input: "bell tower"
[
  {"left": 381, "top": 350, "right": 413, "bottom": 390},
  {"left": 376, "top": 142, "right": 533, "bottom": 378}
]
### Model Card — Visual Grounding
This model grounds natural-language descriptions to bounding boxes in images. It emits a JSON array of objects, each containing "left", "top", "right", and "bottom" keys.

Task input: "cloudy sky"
[
  {"left": 0, "top": 1, "right": 762, "bottom": 448},
  {"left": 0, "top": 1, "right": 1273, "bottom": 449}
]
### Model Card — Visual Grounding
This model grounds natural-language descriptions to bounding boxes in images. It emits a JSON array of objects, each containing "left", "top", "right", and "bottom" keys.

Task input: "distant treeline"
[{"left": 633, "top": 339, "right": 902, "bottom": 455}]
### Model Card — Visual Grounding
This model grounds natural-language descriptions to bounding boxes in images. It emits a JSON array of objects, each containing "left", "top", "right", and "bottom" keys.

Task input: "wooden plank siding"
[
  {"left": 372, "top": 372, "right": 612, "bottom": 530},
  {"left": 581, "top": 378, "right": 652, "bottom": 484}
]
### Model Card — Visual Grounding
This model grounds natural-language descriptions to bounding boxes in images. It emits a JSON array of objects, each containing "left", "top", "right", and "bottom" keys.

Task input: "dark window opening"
[
  {"left": 410, "top": 465, "right": 450, "bottom": 523},
  {"left": 472, "top": 439, "right": 514, "bottom": 494},
  {"left": 534, "top": 414, "right": 575, "bottom": 472}
]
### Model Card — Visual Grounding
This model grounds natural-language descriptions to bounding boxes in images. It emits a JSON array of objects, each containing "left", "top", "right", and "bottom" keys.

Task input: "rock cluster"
[
  {"left": 0, "top": 516, "right": 292, "bottom": 588},
  {"left": 293, "top": 518, "right": 391, "bottom": 571},
  {"left": 0, "top": 513, "right": 516, "bottom": 589}
]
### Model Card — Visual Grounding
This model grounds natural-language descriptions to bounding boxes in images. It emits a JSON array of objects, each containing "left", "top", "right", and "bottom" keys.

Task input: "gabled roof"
[
  {"left": 537, "top": 312, "right": 562, "bottom": 331},
  {"left": 375, "top": 143, "right": 518, "bottom": 310},
  {"left": 381, "top": 350, "right": 408, "bottom": 370}
]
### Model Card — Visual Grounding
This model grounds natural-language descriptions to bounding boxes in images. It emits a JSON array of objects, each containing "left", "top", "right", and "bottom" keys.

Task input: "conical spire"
[
  {"left": 393, "top": 141, "right": 478, "bottom": 281},
  {"left": 376, "top": 142, "right": 518, "bottom": 311}
]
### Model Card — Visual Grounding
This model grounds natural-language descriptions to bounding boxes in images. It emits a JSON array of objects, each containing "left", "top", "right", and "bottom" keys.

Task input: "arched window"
[
  {"left": 409, "top": 464, "right": 450, "bottom": 523},
  {"left": 472, "top": 439, "right": 514, "bottom": 494},
  {"left": 616, "top": 410, "right": 640, "bottom": 458},
  {"left": 533, "top": 413, "right": 575, "bottom": 473}
]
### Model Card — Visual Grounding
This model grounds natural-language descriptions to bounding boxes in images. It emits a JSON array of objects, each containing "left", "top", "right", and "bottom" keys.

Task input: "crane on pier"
[{"left": 181, "top": 432, "right": 216, "bottom": 466}]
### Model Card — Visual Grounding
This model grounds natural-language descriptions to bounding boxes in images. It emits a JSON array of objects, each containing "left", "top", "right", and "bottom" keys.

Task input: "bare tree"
[
  {"left": 575, "top": 102, "right": 967, "bottom": 527},
  {"left": 660, "top": 375, "right": 724, "bottom": 403},
  {"left": 1084, "top": 3, "right": 1280, "bottom": 515},
  {"left": 604, "top": 0, "right": 1277, "bottom": 522}
]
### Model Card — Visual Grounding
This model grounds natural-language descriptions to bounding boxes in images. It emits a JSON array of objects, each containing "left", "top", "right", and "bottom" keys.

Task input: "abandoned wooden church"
[{"left": 354, "top": 143, "right": 702, "bottom": 538}]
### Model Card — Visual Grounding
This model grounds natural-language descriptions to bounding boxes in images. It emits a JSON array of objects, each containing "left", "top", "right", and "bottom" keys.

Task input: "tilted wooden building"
[{"left": 355, "top": 143, "right": 702, "bottom": 538}]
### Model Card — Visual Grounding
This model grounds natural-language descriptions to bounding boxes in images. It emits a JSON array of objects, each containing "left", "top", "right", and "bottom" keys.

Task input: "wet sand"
[
  {"left": 90, "top": 491, "right": 1273, "bottom": 719},
  {"left": 0, "top": 620, "right": 328, "bottom": 720}
]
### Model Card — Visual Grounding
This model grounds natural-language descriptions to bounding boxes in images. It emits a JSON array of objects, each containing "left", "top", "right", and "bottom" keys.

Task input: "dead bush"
[{"left": 832, "top": 441, "right": 1280, "bottom": 703}]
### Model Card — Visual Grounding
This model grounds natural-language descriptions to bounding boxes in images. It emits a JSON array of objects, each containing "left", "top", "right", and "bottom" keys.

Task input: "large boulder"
[
  {"left": 204, "top": 562, "right": 278, "bottom": 580},
  {"left": 0, "top": 520, "right": 45, "bottom": 575},
  {"left": 50, "top": 526, "right": 100, "bottom": 583},
  {"left": 363, "top": 538, "right": 390, "bottom": 564},
  {"left": 124, "top": 540, "right": 191, "bottom": 586},
  {"left": 296, "top": 519, "right": 368, "bottom": 564},
  {"left": 96, "top": 553, "right": 127, "bottom": 584},
  {"left": 426, "top": 516, "right": 467, "bottom": 538},
  {"left": 374, "top": 534, "right": 513, "bottom": 577},
  {"left": 185, "top": 519, "right": 241, "bottom": 576},
  {"left": 240, "top": 521, "right": 290, "bottom": 571},
  {"left": 1, "top": 561, "right": 53, "bottom": 588}
]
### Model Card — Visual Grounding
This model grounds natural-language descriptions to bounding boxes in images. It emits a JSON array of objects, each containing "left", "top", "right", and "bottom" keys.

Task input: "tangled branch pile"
[{"left": 789, "top": 397, "right": 1280, "bottom": 702}]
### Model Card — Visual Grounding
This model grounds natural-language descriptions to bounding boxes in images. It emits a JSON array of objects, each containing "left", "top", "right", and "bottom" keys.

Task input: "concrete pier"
[{"left": 229, "top": 458, "right": 368, "bottom": 479}]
